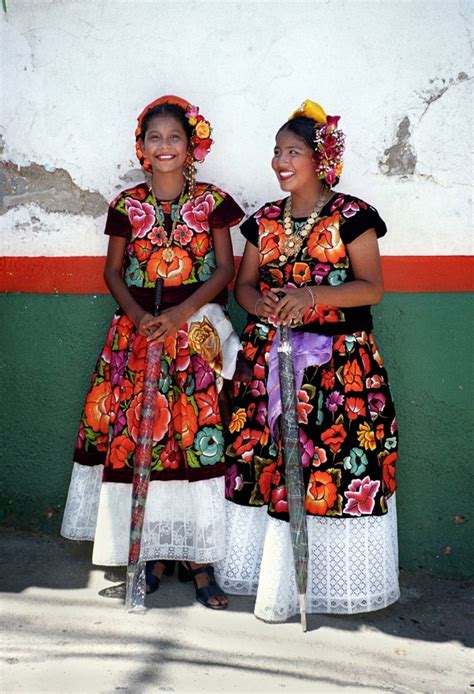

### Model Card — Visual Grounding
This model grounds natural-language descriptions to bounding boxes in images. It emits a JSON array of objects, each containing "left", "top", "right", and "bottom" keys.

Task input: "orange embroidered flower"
[
  {"left": 321, "top": 423, "right": 347, "bottom": 454},
  {"left": 147, "top": 247, "right": 192, "bottom": 286},
  {"left": 345, "top": 396, "right": 366, "bottom": 420},
  {"left": 189, "top": 232, "right": 210, "bottom": 257},
  {"left": 229, "top": 408, "right": 246, "bottom": 434},
  {"left": 343, "top": 359, "right": 364, "bottom": 392},
  {"left": 258, "top": 461, "right": 280, "bottom": 502},
  {"left": 379, "top": 450, "right": 397, "bottom": 494},
  {"left": 292, "top": 262, "right": 311, "bottom": 285},
  {"left": 259, "top": 219, "right": 284, "bottom": 266},
  {"left": 306, "top": 213, "right": 346, "bottom": 264},
  {"left": 195, "top": 389, "right": 220, "bottom": 427},
  {"left": 116, "top": 317, "right": 134, "bottom": 351},
  {"left": 134, "top": 238, "right": 154, "bottom": 263},
  {"left": 128, "top": 335, "right": 147, "bottom": 373},
  {"left": 357, "top": 422, "right": 376, "bottom": 451},
  {"left": 306, "top": 471, "right": 338, "bottom": 515},
  {"left": 233, "top": 427, "right": 260, "bottom": 463},
  {"left": 320, "top": 367, "right": 335, "bottom": 390},
  {"left": 109, "top": 434, "right": 135, "bottom": 468},
  {"left": 84, "top": 381, "right": 112, "bottom": 434},
  {"left": 173, "top": 393, "right": 198, "bottom": 448}
]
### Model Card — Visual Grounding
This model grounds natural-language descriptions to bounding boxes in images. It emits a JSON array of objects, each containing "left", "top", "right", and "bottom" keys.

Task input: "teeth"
[
  {"left": 280, "top": 172, "right": 294, "bottom": 179},
  {"left": 158, "top": 155, "right": 174, "bottom": 160}
]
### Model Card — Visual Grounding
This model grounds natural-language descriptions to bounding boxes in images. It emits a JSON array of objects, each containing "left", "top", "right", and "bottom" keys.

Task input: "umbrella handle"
[{"left": 154, "top": 278, "right": 164, "bottom": 318}]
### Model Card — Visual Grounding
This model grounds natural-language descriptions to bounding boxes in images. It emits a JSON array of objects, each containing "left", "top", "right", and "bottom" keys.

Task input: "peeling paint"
[
  {"left": 379, "top": 116, "right": 417, "bottom": 176},
  {"left": 0, "top": 160, "right": 107, "bottom": 217}
]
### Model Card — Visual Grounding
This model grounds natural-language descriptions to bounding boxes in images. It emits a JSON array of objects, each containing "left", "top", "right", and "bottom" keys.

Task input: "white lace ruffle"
[
  {"left": 215, "top": 497, "right": 399, "bottom": 619},
  {"left": 61, "top": 463, "right": 226, "bottom": 566}
]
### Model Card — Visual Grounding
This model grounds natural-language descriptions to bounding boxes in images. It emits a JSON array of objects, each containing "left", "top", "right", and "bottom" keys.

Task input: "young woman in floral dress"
[
  {"left": 217, "top": 100, "right": 399, "bottom": 622},
  {"left": 61, "top": 95, "right": 244, "bottom": 609}
]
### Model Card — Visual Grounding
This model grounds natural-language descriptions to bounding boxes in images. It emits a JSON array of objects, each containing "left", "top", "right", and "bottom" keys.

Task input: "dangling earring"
[{"left": 184, "top": 152, "right": 197, "bottom": 195}]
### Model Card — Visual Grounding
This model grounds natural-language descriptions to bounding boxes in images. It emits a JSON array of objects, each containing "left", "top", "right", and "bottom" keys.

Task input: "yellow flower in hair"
[
  {"left": 195, "top": 121, "right": 210, "bottom": 139},
  {"left": 290, "top": 99, "right": 327, "bottom": 124},
  {"left": 188, "top": 116, "right": 197, "bottom": 126}
]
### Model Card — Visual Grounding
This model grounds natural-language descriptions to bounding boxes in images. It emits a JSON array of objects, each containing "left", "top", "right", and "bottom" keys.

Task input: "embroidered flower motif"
[
  {"left": 84, "top": 381, "right": 112, "bottom": 434},
  {"left": 312, "top": 447, "right": 327, "bottom": 467},
  {"left": 326, "top": 391, "right": 344, "bottom": 413},
  {"left": 146, "top": 246, "right": 192, "bottom": 285},
  {"left": 357, "top": 422, "right": 377, "bottom": 451},
  {"left": 229, "top": 408, "right": 247, "bottom": 434},
  {"left": 306, "top": 213, "right": 346, "bottom": 264},
  {"left": 344, "top": 396, "right": 366, "bottom": 420},
  {"left": 181, "top": 192, "right": 215, "bottom": 232},
  {"left": 321, "top": 423, "right": 347, "bottom": 454},
  {"left": 379, "top": 450, "right": 397, "bottom": 495},
  {"left": 173, "top": 223, "right": 193, "bottom": 245},
  {"left": 306, "top": 471, "right": 338, "bottom": 515},
  {"left": 299, "top": 429, "right": 315, "bottom": 467},
  {"left": 109, "top": 434, "right": 135, "bottom": 468},
  {"left": 195, "top": 427, "right": 224, "bottom": 465},
  {"left": 125, "top": 198, "right": 155, "bottom": 238},
  {"left": 225, "top": 463, "right": 244, "bottom": 498},
  {"left": 343, "top": 447, "right": 369, "bottom": 476},
  {"left": 343, "top": 476, "right": 380, "bottom": 516}
]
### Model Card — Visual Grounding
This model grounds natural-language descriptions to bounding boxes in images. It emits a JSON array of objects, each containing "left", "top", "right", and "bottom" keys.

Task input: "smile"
[
  {"left": 279, "top": 171, "right": 295, "bottom": 180},
  {"left": 156, "top": 154, "right": 176, "bottom": 161}
]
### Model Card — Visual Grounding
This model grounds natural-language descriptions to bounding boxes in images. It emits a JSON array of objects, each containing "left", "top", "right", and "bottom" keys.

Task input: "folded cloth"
[
  {"left": 267, "top": 330, "right": 333, "bottom": 441},
  {"left": 187, "top": 303, "right": 241, "bottom": 381}
]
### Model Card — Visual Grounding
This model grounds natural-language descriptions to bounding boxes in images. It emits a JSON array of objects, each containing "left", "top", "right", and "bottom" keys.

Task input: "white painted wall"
[{"left": 1, "top": 0, "right": 472, "bottom": 257}]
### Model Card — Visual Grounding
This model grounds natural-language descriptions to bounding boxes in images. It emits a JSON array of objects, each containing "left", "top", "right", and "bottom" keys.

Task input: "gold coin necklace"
[
  {"left": 150, "top": 183, "right": 187, "bottom": 264},
  {"left": 279, "top": 189, "right": 331, "bottom": 263}
]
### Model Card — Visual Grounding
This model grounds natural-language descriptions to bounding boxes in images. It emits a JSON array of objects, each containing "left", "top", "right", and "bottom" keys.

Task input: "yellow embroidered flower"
[
  {"left": 357, "top": 422, "right": 377, "bottom": 451},
  {"left": 229, "top": 408, "right": 246, "bottom": 434},
  {"left": 290, "top": 99, "right": 327, "bottom": 124},
  {"left": 188, "top": 316, "right": 222, "bottom": 373},
  {"left": 195, "top": 121, "right": 210, "bottom": 139}
]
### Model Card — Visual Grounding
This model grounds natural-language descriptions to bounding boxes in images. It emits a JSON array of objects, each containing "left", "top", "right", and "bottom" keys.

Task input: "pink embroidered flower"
[
  {"left": 299, "top": 430, "right": 315, "bottom": 467},
  {"left": 343, "top": 476, "right": 380, "bottom": 516},
  {"left": 125, "top": 198, "right": 155, "bottom": 238},
  {"left": 149, "top": 226, "right": 166, "bottom": 246},
  {"left": 250, "top": 379, "right": 265, "bottom": 398},
  {"left": 313, "top": 446, "right": 327, "bottom": 467},
  {"left": 173, "top": 224, "right": 193, "bottom": 245},
  {"left": 330, "top": 195, "right": 345, "bottom": 212},
  {"left": 297, "top": 389, "right": 313, "bottom": 424},
  {"left": 341, "top": 201, "right": 360, "bottom": 218},
  {"left": 181, "top": 192, "right": 215, "bottom": 232},
  {"left": 255, "top": 204, "right": 281, "bottom": 220}
]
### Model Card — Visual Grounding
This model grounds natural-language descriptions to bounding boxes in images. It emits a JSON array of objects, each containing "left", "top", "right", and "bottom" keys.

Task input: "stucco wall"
[{"left": 1, "top": 0, "right": 473, "bottom": 579}]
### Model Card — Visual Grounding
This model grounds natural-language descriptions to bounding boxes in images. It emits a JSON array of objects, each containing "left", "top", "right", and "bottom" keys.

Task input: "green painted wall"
[{"left": 1, "top": 293, "right": 473, "bottom": 579}]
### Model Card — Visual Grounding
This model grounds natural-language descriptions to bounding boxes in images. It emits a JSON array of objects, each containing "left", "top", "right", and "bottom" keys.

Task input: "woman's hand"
[
  {"left": 136, "top": 306, "right": 187, "bottom": 344},
  {"left": 270, "top": 286, "right": 313, "bottom": 325},
  {"left": 254, "top": 291, "right": 279, "bottom": 319}
]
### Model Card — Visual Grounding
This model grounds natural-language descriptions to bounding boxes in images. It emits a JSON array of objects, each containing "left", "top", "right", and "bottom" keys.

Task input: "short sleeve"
[
  {"left": 209, "top": 193, "right": 245, "bottom": 229},
  {"left": 338, "top": 198, "right": 387, "bottom": 245},
  {"left": 240, "top": 216, "right": 259, "bottom": 247},
  {"left": 104, "top": 203, "right": 131, "bottom": 238}
]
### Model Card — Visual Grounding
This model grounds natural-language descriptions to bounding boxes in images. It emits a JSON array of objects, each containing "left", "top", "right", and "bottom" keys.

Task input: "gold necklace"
[
  {"left": 150, "top": 183, "right": 187, "bottom": 263},
  {"left": 279, "top": 189, "right": 331, "bottom": 263}
]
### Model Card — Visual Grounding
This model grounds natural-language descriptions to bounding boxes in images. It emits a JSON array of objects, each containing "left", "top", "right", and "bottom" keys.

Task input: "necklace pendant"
[{"left": 279, "top": 254, "right": 288, "bottom": 263}]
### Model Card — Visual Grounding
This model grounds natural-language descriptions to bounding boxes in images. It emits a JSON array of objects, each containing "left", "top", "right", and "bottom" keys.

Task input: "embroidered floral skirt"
[
  {"left": 225, "top": 322, "right": 398, "bottom": 520},
  {"left": 61, "top": 305, "right": 233, "bottom": 565}
]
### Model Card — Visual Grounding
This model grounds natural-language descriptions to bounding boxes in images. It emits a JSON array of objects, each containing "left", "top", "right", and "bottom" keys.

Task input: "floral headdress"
[
  {"left": 135, "top": 95, "right": 213, "bottom": 173},
  {"left": 289, "top": 99, "right": 345, "bottom": 186}
]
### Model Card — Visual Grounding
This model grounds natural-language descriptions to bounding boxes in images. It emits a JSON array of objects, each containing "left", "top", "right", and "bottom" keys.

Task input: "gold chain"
[{"left": 279, "top": 189, "right": 331, "bottom": 263}]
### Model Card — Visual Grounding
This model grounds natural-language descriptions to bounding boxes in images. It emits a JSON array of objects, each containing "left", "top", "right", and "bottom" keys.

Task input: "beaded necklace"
[{"left": 279, "top": 189, "right": 331, "bottom": 263}]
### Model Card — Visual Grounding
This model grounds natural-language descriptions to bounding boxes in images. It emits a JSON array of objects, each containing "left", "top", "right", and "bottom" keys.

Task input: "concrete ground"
[{"left": 0, "top": 529, "right": 472, "bottom": 694}]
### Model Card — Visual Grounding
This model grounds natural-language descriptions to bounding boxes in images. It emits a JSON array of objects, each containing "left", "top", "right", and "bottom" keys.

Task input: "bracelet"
[
  {"left": 303, "top": 285, "right": 316, "bottom": 308},
  {"left": 254, "top": 296, "right": 265, "bottom": 317}
]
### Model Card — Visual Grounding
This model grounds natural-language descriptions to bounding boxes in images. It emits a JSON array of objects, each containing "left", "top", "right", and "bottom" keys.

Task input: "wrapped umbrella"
[
  {"left": 125, "top": 278, "right": 164, "bottom": 613},
  {"left": 277, "top": 323, "right": 309, "bottom": 631}
]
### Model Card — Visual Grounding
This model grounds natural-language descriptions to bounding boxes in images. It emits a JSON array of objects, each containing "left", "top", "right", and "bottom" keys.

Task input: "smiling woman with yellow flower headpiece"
[{"left": 217, "top": 99, "right": 399, "bottom": 623}]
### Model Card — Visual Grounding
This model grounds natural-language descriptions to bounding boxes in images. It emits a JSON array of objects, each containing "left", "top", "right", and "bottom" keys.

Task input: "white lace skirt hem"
[
  {"left": 214, "top": 497, "right": 399, "bottom": 619},
  {"left": 60, "top": 462, "right": 226, "bottom": 566}
]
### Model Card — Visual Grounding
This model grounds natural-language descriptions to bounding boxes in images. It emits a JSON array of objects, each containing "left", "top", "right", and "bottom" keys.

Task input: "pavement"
[{"left": 1, "top": 528, "right": 473, "bottom": 694}]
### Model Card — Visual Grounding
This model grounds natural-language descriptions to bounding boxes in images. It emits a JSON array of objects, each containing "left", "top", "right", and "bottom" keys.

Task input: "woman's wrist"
[
  {"left": 254, "top": 295, "right": 265, "bottom": 317},
  {"left": 303, "top": 285, "right": 317, "bottom": 308}
]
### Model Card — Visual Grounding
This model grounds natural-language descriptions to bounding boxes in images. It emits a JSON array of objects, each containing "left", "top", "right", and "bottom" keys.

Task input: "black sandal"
[
  {"left": 180, "top": 562, "right": 228, "bottom": 610},
  {"left": 145, "top": 560, "right": 175, "bottom": 594}
]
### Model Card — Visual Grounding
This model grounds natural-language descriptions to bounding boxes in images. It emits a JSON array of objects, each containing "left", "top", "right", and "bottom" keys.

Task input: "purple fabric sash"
[{"left": 267, "top": 330, "right": 333, "bottom": 441}]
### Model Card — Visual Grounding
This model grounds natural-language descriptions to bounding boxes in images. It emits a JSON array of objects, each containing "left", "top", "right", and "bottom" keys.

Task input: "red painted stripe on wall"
[{"left": 0, "top": 256, "right": 473, "bottom": 294}]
